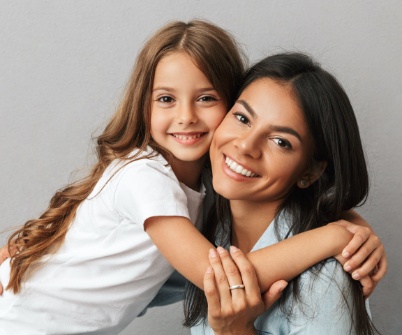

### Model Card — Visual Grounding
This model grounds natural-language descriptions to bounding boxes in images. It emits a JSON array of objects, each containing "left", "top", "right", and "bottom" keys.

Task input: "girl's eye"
[
  {"left": 272, "top": 138, "right": 292, "bottom": 149},
  {"left": 198, "top": 95, "right": 218, "bottom": 102},
  {"left": 234, "top": 113, "right": 250, "bottom": 125},
  {"left": 157, "top": 96, "right": 174, "bottom": 103}
]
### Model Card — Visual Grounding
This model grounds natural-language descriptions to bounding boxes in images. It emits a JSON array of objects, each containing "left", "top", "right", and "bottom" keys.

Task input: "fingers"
[
  {"left": 228, "top": 246, "right": 261, "bottom": 297},
  {"left": 0, "top": 246, "right": 10, "bottom": 264},
  {"left": 341, "top": 223, "right": 371, "bottom": 259},
  {"left": 204, "top": 266, "right": 221, "bottom": 316},
  {"left": 216, "top": 246, "right": 248, "bottom": 305},
  {"left": 208, "top": 248, "right": 232, "bottom": 305},
  {"left": 344, "top": 241, "right": 384, "bottom": 277},
  {"left": 209, "top": 247, "right": 263, "bottom": 310},
  {"left": 358, "top": 275, "right": 375, "bottom": 297},
  {"left": 0, "top": 244, "right": 13, "bottom": 296},
  {"left": 370, "top": 253, "right": 387, "bottom": 282},
  {"left": 206, "top": 247, "right": 266, "bottom": 335},
  {"left": 261, "top": 280, "right": 288, "bottom": 309}
]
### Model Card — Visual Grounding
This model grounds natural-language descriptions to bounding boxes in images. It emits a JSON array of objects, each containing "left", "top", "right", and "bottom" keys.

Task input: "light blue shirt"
[{"left": 191, "top": 214, "right": 366, "bottom": 335}]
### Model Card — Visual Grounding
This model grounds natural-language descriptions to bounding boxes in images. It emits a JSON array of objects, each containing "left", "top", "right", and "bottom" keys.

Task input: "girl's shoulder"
[{"left": 89, "top": 146, "right": 176, "bottom": 199}]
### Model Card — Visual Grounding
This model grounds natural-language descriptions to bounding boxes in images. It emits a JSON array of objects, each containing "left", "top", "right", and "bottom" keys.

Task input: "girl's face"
[
  {"left": 150, "top": 52, "right": 227, "bottom": 165},
  {"left": 210, "top": 78, "right": 315, "bottom": 204}
]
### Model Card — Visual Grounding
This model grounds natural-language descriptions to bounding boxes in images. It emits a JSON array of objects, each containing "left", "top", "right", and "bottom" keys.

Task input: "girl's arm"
[
  {"left": 339, "top": 211, "right": 386, "bottom": 283},
  {"left": 0, "top": 213, "right": 385, "bottom": 295},
  {"left": 145, "top": 216, "right": 352, "bottom": 292}
]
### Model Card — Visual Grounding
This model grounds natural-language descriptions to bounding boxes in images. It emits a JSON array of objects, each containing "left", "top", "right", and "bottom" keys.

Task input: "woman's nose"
[{"left": 233, "top": 131, "right": 262, "bottom": 159}]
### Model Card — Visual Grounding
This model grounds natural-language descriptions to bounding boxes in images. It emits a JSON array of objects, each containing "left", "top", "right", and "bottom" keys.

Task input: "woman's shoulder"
[{"left": 299, "top": 258, "right": 351, "bottom": 298}]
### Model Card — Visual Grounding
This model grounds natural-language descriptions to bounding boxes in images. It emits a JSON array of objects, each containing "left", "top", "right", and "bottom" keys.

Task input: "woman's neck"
[
  {"left": 170, "top": 156, "right": 206, "bottom": 191},
  {"left": 230, "top": 200, "right": 280, "bottom": 253}
]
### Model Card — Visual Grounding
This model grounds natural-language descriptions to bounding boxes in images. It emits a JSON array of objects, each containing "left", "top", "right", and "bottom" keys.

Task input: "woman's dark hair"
[{"left": 184, "top": 52, "right": 377, "bottom": 334}]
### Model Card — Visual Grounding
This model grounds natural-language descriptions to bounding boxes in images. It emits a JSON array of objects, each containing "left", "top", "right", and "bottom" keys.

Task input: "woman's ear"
[{"left": 297, "top": 161, "right": 327, "bottom": 189}]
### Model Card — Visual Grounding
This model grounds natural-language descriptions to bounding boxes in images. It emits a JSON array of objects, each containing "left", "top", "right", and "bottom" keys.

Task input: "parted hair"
[
  {"left": 7, "top": 19, "right": 245, "bottom": 293},
  {"left": 184, "top": 53, "right": 378, "bottom": 335}
]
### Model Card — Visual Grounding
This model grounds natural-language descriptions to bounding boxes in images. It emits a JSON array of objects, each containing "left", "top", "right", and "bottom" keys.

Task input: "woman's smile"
[{"left": 210, "top": 78, "right": 313, "bottom": 203}]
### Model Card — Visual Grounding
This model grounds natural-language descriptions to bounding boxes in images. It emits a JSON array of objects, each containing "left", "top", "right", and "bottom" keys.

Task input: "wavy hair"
[{"left": 7, "top": 19, "right": 246, "bottom": 293}]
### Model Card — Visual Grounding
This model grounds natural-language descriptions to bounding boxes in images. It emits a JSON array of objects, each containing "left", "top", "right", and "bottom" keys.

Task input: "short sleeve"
[{"left": 114, "top": 158, "right": 190, "bottom": 228}]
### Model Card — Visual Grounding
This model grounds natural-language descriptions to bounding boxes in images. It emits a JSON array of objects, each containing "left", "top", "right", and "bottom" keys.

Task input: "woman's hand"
[
  {"left": 330, "top": 219, "right": 387, "bottom": 297},
  {"left": 204, "top": 246, "right": 287, "bottom": 335}
]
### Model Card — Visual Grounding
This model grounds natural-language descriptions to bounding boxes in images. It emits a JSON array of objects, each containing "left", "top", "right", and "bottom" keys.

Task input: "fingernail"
[
  {"left": 343, "top": 251, "right": 350, "bottom": 258},
  {"left": 279, "top": 283, "right": 288, "bottom": 292},
  {"left": 352, "top": 272, "right": 360, "bottom": 280},
  {"left": 209, "top": 248, "right": 217, "bottom": 258},
  {"left": 344, "top": 264, "right": 351, "bottom": 272},
  {"left": 206, "top": 266, "right": 213, "bottom": 273},
  {"left": 230, "top": 245, "right": 239, "bottom": 254},
  {"left": 217, "top": 246, "right": 226, "bottom": 254}
]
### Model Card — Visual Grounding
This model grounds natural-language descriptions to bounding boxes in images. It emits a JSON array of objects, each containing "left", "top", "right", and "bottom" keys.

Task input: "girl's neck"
[
  {"left": 170, "top": 156, "right": 206, "bottom": 191},
  {"left": 230, "top": 200, "right": 280, "bottom": 253}
]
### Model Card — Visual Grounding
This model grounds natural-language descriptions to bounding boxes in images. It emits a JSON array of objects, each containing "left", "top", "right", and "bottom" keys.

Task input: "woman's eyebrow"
[
  {"left": 237, "top": 99, "right": 256, "bottom": 118},
  {"left": 268, "top": 125, "right": 302, "bottom": 142},
  {"left": 237, "top": 99, "right": 302, "bottom": 142}
]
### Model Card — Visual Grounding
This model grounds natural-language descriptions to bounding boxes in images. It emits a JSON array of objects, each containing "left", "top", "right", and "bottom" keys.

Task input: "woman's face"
[{"left": 210, "top": 78, "right": 315, "bottom": 204}]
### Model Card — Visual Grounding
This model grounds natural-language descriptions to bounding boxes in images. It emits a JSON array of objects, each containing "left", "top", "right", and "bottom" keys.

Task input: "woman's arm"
[
  {"left": 145, "top": 216, "right": 352, "bottom": 292},
  {"left": 205, "top": 246, "right": 366, "bottom": 335},
  {"left": 204, "top": 246, "right": 282, "bottom": 335}
]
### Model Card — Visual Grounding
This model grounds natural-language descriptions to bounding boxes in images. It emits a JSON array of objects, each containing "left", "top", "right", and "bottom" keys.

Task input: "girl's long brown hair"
[{"left": 7, "top": 20, "right": 245, "bottom": 293}]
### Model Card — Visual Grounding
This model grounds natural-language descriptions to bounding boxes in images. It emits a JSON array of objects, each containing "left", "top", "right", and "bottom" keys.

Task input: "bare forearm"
[
  {"left": 145, "top": 217, "right": 352, "bottom": 292},
  {"left": 247, "top": 225, "right": 353, "bottom": 292}
]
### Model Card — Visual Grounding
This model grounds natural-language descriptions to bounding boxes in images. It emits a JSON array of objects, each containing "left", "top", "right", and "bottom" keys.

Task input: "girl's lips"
[
  {"left": 222, "top": 154, "right": 260, "bottom": 180},
  {"left": 170, "top": 132, "right": 207, "bottom": 145}
]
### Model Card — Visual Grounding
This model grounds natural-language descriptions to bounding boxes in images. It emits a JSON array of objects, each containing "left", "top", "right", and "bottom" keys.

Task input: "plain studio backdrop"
[{"left": 1, "top": 1, "right": 401, "bottom": 334}]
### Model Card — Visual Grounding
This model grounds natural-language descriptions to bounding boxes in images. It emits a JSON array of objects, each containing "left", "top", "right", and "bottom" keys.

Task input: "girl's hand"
[
  {"left": 330, "top": 219, "right": 387, "bottom": 297},
  {"left": 0, "top": 243, "right": 16, "bottom": 295},
  {"left": 0, "top": 245, "right": 11, "bottom": 294},
  {"left": 205, "top": 246, "right": 287, "bottom": 335}
]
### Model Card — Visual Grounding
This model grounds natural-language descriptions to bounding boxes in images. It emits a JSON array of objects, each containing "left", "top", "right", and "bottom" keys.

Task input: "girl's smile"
[
  {"left": 170, "top": 131, "right": 207, "bottom": 145},
  {"left": 150, "top": 52, "right": 227, "bottom": 166}
]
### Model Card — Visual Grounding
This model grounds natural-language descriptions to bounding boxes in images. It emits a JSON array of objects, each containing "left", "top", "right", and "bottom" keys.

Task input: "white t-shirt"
[{"left": 0, "top": 147, "right": 205, "bottom": 335}]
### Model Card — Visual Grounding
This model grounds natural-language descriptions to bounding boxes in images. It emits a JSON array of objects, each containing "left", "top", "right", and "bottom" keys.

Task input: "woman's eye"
[
  {"left": 234, "top": 113, "right": 250, "bottom": 125},
  {"left": 157, "top": 96, "right": 174, "bottom": 103},
  {"left": 272, "top": 138, "right": 292, "bottom": 149}
]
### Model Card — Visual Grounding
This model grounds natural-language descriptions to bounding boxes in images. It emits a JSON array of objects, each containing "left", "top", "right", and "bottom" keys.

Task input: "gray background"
[{"left": 1, "top": 1, "right": 401, "bottom": 334}]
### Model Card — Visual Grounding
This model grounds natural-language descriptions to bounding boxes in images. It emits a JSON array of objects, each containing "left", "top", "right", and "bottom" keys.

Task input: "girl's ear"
[{"left": 297, "top": 161, "right": 327, "bottom": 189}]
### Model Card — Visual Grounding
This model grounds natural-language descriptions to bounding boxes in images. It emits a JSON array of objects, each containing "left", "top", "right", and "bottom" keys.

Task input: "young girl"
[
  {"left": 0, "top": 21, "right": 383, "bottom": 334},
  {"left": 191, "top": 53, "right": 380, "bottom": 335}
]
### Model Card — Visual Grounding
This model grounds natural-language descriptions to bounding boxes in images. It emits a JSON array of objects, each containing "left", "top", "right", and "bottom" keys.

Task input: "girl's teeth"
[
  {"left": 225, "top": 157, "right": 257, "bottom": 177},
  {"left": 174, "top": 134, "right": 202, "bottom": 140}
]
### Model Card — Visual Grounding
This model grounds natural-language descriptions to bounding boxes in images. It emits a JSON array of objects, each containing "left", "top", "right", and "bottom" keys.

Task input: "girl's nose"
[
  {"left": 177, "top": 103, "right": 198, "bottom": 126},
  {"left": 232, "top": 131, "right": 262, "bottom": 159}
]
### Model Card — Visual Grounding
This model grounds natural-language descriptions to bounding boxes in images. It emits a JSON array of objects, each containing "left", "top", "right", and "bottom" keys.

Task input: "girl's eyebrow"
[
  {"left": 152, "top": 86, "right": 217, "bottom": 93},
  {"left": 237, "top": 99, "right": 302, "bottom": 142},
  {"left": 152, "top": 87, "right": 174, "bottom": 92}
]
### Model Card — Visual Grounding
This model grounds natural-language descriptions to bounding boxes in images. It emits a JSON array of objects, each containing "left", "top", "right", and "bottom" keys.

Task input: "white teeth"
[
  {"left": 225, "top": 157, "right": 257, "bottom": 177},
  {"left": 173, "top": 133, "right": 203, "bottom": 140}
]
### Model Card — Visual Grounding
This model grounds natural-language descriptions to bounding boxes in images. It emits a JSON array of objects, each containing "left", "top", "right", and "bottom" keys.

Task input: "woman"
[{"left": 188, "top": 52, "right": 379, "bottom": 334}]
